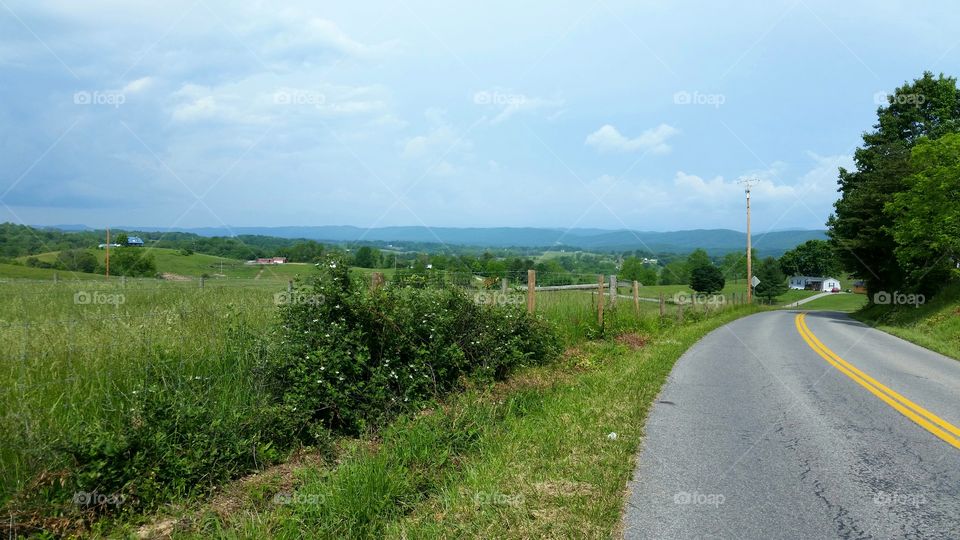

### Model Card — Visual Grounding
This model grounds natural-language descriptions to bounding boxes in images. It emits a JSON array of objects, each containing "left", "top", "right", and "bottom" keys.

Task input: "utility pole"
[
  {"left": 738, "top": 179, "right": 758, "bottom": 303},
  {"left": 105, "top": 226, "right": 111, "bottom": 279}
]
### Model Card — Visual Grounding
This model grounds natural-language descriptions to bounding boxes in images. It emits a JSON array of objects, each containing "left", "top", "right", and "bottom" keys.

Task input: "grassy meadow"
[{"left": 0, "top": 265, "right": 777, "bottom": 537}]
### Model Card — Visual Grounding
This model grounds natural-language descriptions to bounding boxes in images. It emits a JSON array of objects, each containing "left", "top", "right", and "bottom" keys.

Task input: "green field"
[
  {"left": 795, "top": 292, "right": 867, "bottom": 312},
  {"left": 13, "top": 247, "right": 317, "bottom": 281}
]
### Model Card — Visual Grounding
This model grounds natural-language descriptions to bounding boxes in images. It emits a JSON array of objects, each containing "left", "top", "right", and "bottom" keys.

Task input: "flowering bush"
[{"left": 263, "top": 255, "right": 561, "bottom": 436}]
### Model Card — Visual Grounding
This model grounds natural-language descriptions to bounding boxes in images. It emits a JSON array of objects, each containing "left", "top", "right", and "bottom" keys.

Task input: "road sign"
[{"left": 751, "top": 276, "right": 761, "bottom": 287}]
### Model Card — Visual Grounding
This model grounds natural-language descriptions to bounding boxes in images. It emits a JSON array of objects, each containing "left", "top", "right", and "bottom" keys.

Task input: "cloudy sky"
[{"left": 1, "top": 0, "right": 958, "bottom": 233}]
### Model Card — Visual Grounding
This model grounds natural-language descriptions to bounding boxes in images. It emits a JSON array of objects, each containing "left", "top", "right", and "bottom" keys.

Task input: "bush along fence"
[
  {"left": 1, "top": 256, "right": 562, "bottom": 535},
  {"left": 1, "top": 260, "right": 751, "bottom": 534}
]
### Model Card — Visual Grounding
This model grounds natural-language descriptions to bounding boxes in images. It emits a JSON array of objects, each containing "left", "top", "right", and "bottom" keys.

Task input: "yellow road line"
[{"left": 795, "top": 313, "right": 960, "bottom": 450}]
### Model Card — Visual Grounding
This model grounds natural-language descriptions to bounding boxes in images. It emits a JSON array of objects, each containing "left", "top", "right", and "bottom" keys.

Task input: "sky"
[{"left": 1, "top": 0, "right": 958, "bottom": 234}]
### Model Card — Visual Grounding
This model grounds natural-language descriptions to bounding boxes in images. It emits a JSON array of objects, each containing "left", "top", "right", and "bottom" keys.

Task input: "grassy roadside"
[
  {"left": 852, "top": 281, "right": 960, "bottom": 361},
  {"left": 792, "top": 292, "right": 867, "bottom": 312},
  {"left": 138, "top": 305, "right": 761, "bottom": 539}
]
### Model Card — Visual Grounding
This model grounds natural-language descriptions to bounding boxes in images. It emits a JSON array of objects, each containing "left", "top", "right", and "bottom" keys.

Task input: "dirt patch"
[
  {"left": 533, "top": 479, "right": 596, "bottom": 498},
  {"left": 615, "top": 333, "right": 648, "bottom": 350},
  {"left": 160, "top": 272, "right": 192, "bottom": 282},
  {"left": 135, "top": 450, "right": 329, "bottom": 539}
]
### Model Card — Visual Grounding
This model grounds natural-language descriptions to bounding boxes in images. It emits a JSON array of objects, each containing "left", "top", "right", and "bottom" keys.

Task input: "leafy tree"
[
  {"left": 685, "top": 249, "right": 711, "bottom": 275},
  {"left": 828, "top": 72, "right": 960, "bottom": 297},
  {"left": 690, "top": 264, "right": 725, "bottom": 294},
  {"left": 56, "top": 249, "right": 98, "bottom": 273},
  {"left": 887, "top": 133, "right": 960, "bottom": 293},
  {"left": 113, "top": 233, "right": 129, "bottom": 246},
  {"left": 107, "top": 248, "right": 156, "bottom": 277},
  {"left": 620, "top": 257, "right": 658, "bottom": 285},
  {"left": 353, "top": 246, "right": 379, "bottom": 268},
  {"left": 778, "top": 240, "right": 840, "bottom": 278},
  {"left": 754, "top": 257, "right": 788, "bottom": 304},
  {"left": 659, "top": 260, "right": 689, "bottom": 285}
]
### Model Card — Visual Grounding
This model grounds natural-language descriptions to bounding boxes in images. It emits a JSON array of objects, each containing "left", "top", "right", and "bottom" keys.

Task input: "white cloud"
[
  {"left": 122, "top": 76, "right": 154, "bottom": 93},
  {"left": 585, "top": 124, "right": 679, "bottom": 154}
]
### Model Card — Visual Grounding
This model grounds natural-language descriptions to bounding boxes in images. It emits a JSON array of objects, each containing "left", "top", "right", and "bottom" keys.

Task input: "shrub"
[{"left": 262, "top": 255, "right": 561, "bottom": 436}]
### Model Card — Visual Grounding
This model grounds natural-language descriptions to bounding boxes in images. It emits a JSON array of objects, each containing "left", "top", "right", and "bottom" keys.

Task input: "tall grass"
[{"left": 0, "top": 279, "right": 283, "bottom": 508}]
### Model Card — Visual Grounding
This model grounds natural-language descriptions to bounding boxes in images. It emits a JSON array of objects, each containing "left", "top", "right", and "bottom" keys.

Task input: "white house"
[{"left": 788, "top": 276, "right": 842, "bottom": 292}]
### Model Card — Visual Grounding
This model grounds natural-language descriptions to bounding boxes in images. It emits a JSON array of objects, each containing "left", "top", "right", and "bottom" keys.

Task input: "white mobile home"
[{"left": 788, "top": 276, "right": 841, "bottom": 292}]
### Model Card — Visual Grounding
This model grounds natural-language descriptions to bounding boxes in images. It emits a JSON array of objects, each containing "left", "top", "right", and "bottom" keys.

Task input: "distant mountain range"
[{"left": 46, "top": 225, "right": 827, "bottom": 256}]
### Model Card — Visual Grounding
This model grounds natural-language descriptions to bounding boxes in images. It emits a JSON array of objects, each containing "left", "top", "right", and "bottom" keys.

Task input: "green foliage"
[
  {"left": 56, "top": 249, "right": 98, "bottom": 273},
  {"left": 828, "top": 72, "right": 960, "bottom": 297},
  {"left": 689, "top": 264, "right": 725, "bottom": 294},
  {"left": 352, "top": 246, "right": 380, "bottom": 268},
  {"left": 106, "top": 248, "right": 157, "bottom": 277},
  {"left": 887, "top": 133, "right": 960, "bottom": 294},
  {"left": 113, "top": 233, "right": 129, "bottom": 246},
  {"left": 778, "top": 240, "right": 840, "bottom": 278},
  {"left": 754, "top": 257, "right": 788, "bottom": 304},
  {"left": 620, "top": 257, "right": 658, "bottom": 285},
  {"left": 263, "top": 255, "right": 562, "bottom": 436},
  {"left": 658, "top": 260, "right": 689, "bottom": 285}
]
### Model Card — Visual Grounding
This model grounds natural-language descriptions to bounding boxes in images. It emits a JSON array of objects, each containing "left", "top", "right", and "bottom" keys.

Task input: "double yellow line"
[{"left": 795, "top": 313, "right": 960, "bottom": 450}]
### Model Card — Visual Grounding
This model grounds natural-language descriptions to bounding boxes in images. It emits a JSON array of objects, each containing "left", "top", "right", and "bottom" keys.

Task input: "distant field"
[{"left": 11, "top": 248, "right": 319, "bottom": 281}]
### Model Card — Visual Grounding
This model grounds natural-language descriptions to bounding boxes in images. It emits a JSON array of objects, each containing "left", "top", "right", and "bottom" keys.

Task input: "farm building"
[
  {"left": 254, "top": 257, "right": 287, "bottom": 265},
  {"left": 126, "top": 236, "right": 145, "bottom": 247},
  {"left": 788, "top": 276, "right": 841, "bottom": 292}
]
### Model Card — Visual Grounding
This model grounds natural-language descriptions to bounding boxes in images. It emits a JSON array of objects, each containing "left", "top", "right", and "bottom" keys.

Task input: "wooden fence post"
[
  {"left": 53, "top": 272, "right": 59, "bottom": 284},
  {"left": 659, "top": 292, "right": 665, "bottom": 318},
  {"left": 597, "top": 274, "right": 605, "bottom": 327},
  {"left": 609, "top": 274, "right": 617, "bottom": 306},
  {"left": 199, "top": 276, "right": 205, "bottom": 289},
  {"left": 633, "top": 280, "right": 640, "bottom": 316},
  {"left": 526, "top": 269, "right": 536, "bottom": 314},
  {"left": 287, "top": 280, "right": 293, "bottom": 294},
  {"left": 501, "top": 277, "right": 508, "bottom": 295},
  {"left": 370, "top": 272, "right": 385, "bottom": 292},
  {"left": 677, "top": 302, "right": 684, "bottom": 322}
]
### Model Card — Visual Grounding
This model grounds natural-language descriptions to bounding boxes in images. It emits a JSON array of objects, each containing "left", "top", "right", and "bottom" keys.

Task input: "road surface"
[{"left": 622, "top": 310, "right": 960, "bottom": 539}]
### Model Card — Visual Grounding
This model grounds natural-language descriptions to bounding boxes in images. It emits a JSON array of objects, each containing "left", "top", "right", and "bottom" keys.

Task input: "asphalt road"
[{"left": 622, "top": 310, "right": 960, "bottom": 539}]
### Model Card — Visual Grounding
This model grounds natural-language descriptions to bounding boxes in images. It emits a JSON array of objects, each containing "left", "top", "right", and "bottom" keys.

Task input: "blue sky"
[{"left": 1, "top": 0, "right": 958, "bottom": 233}]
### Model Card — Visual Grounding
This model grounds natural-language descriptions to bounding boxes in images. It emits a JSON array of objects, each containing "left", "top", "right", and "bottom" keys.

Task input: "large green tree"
[
  {"left": 827, "top": 72, "right": 960, "bottom": 296},
  {"left": 778, "top": 240, "right": 840, "bottom": 278},
  {"left": 690, "top": 264, "right": 725, "bottom": 294},
  {"left": 887, "top": 132, "right": 960, "bottom": 293},
  {"left": 620, "top": 257, "right": 658, "bottom": 285},
  {"left": 754, "top": 257, "right": 788, "bottom": 304}
]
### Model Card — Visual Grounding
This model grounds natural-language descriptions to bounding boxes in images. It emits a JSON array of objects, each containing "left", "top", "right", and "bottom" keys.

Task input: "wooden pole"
[
  {"left": 746, "top": 187, "right": 753, "bottom": 304},
  {"left": 526, "top": 269, "right": 536, "bottom": 314},
  {"left": 659, "top": 292, "right": 665, "bottom": 318},
  {"left": 633, "top": 280, "right": 640, "bottom": 316},
  {"left": 501, "top": 277, "right": 508, "bottom": 295},
  {"left": 597, "top": 274, "right": 605, "bottom": 327},
  {"left": 105, "top": 227, "right": 110, "bottom": 279},
  {"left": 370, "top": 272, "right": 385, "bottom": 292},
  {"left": 609, "top": 274, "right": 617, "bottom": 307}
]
